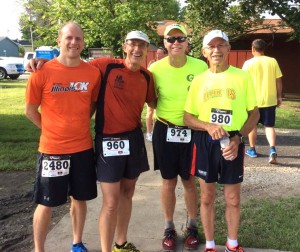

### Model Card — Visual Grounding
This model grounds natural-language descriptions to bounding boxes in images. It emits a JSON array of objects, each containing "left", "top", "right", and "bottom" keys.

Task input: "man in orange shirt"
[{"left": 25, "top": 22, "right": 100, "bottom": 252}]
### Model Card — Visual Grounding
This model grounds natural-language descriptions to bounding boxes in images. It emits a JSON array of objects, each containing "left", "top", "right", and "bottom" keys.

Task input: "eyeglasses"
[
  {"left": 164, "top": 36, "right": 187, "bottom": 43},
  {"left": 126, "top": 42, "right": 148, "bottom": 49},
  {"left": 205, "top": 44, "right": 228, "bottom": 51}
]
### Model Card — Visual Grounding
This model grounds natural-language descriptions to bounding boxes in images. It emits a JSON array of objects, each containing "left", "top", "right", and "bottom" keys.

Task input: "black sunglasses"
[{"left": 165, "top": 36, "right": 187, "bottom": 43}]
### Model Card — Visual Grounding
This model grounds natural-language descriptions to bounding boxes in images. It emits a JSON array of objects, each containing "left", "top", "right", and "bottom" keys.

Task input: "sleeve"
[
  {"left": 184, "top": 77, "right": 199, "bottom": 116},
  {"left": 25, "top": 72, "right": 44, "bottom": 105},
  {"left": 146, "top": 72, "right": 157, "bottom": 103},
  {"left": 91, "top": 72, "right": 101, "bottom": 103},
  {"left": 274, "top": 59, "right": 283, "bottom": 78}
]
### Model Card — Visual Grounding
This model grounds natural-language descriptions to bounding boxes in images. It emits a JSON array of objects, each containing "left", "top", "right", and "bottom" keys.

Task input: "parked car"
[{"left": 0, "top": 57, "right": 25, "bottom": 80}]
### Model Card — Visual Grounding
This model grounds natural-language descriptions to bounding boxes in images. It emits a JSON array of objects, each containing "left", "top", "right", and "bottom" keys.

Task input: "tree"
[
  {"left": 184, "top": 0, "right": 300, "bottom": 57},
  {"left": 19, "top": 0, "right": 181, "bottom": 57}
]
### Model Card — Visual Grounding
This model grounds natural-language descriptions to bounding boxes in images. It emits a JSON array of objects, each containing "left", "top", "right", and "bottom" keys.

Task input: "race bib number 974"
[
  {"left": 210, "top": 108, "right": 232, "bottom": 126},
  {"left": 102, "top": 137, "right": 130, "bottom": 156},
  {"left": 166, "top": 126, "right": 191, "bottom": 143},
  {"left": 42, "top": 155, "right": 70, "bottom": 177}
]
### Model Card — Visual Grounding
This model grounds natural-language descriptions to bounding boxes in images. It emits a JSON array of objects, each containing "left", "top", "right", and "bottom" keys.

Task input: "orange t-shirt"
[
  {"left": 26, "top": 59, "right": 100, "bottom": 154},
  {"left": 89, "top": 58, "right": 156, "bottom": 134}
]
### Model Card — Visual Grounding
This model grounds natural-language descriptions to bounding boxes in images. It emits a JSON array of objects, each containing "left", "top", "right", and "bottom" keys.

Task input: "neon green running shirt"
[
  {"left": 149, "top": 56, "right": 207, "bottom": 126},
  {"left": 185, "top": 66, "right": 257, "bottom": 131},
  {"left": 242, "top": 56, "right": 282, "bottom": 108}
]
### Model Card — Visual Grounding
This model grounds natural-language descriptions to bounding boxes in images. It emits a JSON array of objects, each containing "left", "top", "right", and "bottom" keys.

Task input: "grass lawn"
[{"left": 1, "top": 79, "right": 300, "bottom": 251}]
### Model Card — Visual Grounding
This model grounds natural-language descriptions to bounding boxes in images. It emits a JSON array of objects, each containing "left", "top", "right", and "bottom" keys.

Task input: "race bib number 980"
[
  {"left": 102, "top": 137, "right": 130, "bottom": 156},
  {"left": 42, "top": 155, "right": 70, "bottom": 177},
  {"left": 210, "top": 108, "right": 232, "bottom": 126}
]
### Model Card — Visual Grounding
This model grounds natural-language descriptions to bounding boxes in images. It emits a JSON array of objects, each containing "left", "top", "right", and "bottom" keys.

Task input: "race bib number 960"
[
  {"left": 102, "top": 137, "right": 130, "bottom": 156},
  {"left": 42, "top": 155, "right": 70, "bottom": 177},
  {"left": 210, "top": 108, "right": 232, "bottom": 126}
]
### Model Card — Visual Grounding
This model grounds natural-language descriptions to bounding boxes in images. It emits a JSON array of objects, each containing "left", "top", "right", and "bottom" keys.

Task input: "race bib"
[
  {"left": 210, "top": 108, "right": 232, "bottom": 126},
  {"left": 102, "top": 137, "right": 130, "bottom": 156},
  {"left": 42, "top": 155, "right": 70, "bottom": 177},
  {"left": 166, "top": 126, "right": 191, "bottom": 143}
]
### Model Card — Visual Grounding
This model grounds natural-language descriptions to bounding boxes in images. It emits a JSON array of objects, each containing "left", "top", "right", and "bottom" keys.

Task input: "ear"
[
  {"left": 122, "top": 43, "right": 127, "bottom": 52},
  {"left": 202, "top": 48, "right": 208, "bottom": 58},
  {"left": 57, "top": 37, "right": 60, "bottom": 47}
]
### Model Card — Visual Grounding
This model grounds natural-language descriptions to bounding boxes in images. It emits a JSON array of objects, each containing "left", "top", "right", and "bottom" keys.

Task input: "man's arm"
[
  {"left": 25, "top": 58, "right": 49, "bottom": 72},
  {"left": 239, "top": 107, "right": 259, "bottom": 136},
  {"left": 147, "top": 98, "right": 157, "bottom": 109},
  {"left": 90, "top": 102, "right": 97, "bottom": 118},
  {"left": 276, "top": 77, "right": 283, "bottom": 107},
  {"left": 184, "top": 112, "right": 229, "bottom": 140},
  {"left": 25, "top": 104, "right": 41, "bottom": 129}
]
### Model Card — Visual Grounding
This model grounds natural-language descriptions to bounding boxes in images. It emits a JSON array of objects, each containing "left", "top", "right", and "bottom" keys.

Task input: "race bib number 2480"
[{"left": 42, "top": 155, "right": 70, "bottom": 177}]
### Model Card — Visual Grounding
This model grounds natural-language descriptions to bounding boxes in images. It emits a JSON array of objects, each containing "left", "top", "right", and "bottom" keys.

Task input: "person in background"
[
  {"left": 184, "top": 30, "right": 259, "bottom": 252},
  {"left": 25, "top": 22, "right": 100, "bottom": 252},
  {"left": 149, "top": 23, "right": 208, "bottom": 251},
  {"left": 146, "top": 47, "right": 166, "bottom": 141},
  {"left": 26, "top": 30, "right": 156, "bottom": 252},
  {"left": 242, "top": 39, "right": 283, "bottom": 164}
]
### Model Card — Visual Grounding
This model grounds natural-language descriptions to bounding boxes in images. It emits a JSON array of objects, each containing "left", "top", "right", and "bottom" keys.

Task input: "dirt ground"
[
  {"left": 0, "top": 130, "right": 299, "bottom": 252},
  {"left": 0, "top": 170, "right": 70, "bottom": 252}
]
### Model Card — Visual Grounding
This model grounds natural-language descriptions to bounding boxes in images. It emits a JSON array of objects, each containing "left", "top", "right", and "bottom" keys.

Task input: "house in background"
[
  {"left": 13, "top": 39, "right": 33, "bottom": 53},
  {"left": 0, "top": 37, "right": 19, "bottom": 57}
]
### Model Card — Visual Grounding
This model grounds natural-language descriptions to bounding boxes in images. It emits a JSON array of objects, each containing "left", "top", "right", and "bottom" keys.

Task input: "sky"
[{"left": 0, "top": 0, "right": 23, "bottom": 39}]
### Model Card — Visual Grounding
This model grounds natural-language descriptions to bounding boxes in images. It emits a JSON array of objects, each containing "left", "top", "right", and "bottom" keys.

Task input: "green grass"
[
  {"left": 206, "top": 197, "right": 300, "bottom": 251},
  {"left": 1, "top": 79, "right": 300, "bottom": 251}
]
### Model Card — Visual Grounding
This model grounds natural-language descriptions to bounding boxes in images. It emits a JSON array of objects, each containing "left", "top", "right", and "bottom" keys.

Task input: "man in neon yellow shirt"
[
  {"left": 184, "top": 30, "right": 259, "bottom": 252},
  {"left": 242, "top": 39, "right": 283, "bottom": 164},
  {"left": 149, "top": 23, "right": 207, "bottom": 251}
]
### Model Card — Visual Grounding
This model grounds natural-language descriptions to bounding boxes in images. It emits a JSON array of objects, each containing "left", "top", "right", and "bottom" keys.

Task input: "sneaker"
[
  {"left": 162, "top": 228, "right": 176, "bottom": 251},
  {"left": 245, "top": 148, "right": 257, "bottom": 158},
  {"left": 204, "top": 248, "right": 217, "bottom": 252},
  {"left": 268, "top": 148, "right": 278, "bottom": 164},
  {"left": 112, "top": 242, "right": 141, "bottom": 252},
  {"left": 146, "top": 132, "right": 152, "bottom": 142},
  {"left": 184, "top": 227, "right": 200, "bottom": 250},
  {"left": 225, "top": 243, "right": 245, "bottom": 252},
  {"left": 71, "top": 242, "right": 88, "bottom": 252}
]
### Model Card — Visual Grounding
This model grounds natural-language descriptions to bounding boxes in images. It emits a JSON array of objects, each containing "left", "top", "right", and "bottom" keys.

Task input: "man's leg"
[
  {"left": 33, "top": 204, "right": 52, "bottom": 252},
  {"left": 181, "top": 176, "right": 199, "bottom": 249},
  {"left": 223, "top": 183, "right": 241, "bottom": 240},
  {"left": 181, "top": 176, "right": 198, "bottom": 222},
  {"left": 99, "top": 182, "right": 120, "bottom": 252},
  {"left": 248, "top": 125, "right": 257, "bottom": 148},
  {"left": 70, "top": 197, "right": 87, "bottom": 244},
  {"left": 115, "top": 178, "right": 138, "bottom": 244},
  {"left": 161, "top": 177, "right": 177, "bottom": 225},
  {"left": 265, "top": 126, "right": 276, "bottom": 147},
  {"left": 199, "top": 179, "right": 216, "bottom": 241}
]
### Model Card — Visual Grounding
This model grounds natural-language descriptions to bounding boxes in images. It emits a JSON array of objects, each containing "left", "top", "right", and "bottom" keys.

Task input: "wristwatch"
[{"left": 236, "top": 132, "right": 244, "bottom": 144}]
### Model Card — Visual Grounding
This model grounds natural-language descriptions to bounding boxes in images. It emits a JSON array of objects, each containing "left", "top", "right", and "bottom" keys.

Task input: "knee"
[
  {"left": 162, "top": 179, "right": 177, "bottom": 192},
  {"left": 120, "top": 185, "right": 135, "bottom": 200},
  {"left": 225, "top": 193, "right": 240, "bottom": 208},
  {"left": 201, "top": 192, "right": 215, "bottom": 206}
]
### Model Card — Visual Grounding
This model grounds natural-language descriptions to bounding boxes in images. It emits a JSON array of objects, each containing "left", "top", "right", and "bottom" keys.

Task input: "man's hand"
[{"left": 25, "top": 58, "right": 49, "bottom": 72}]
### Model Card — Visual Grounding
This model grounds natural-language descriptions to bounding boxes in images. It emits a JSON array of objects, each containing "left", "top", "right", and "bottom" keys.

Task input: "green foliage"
[
  {"left": 184, "top": 0, "right": 300, "bottom": 58},
  {"left": 20, "top": 0, "right": 181, "bottom": 57}
]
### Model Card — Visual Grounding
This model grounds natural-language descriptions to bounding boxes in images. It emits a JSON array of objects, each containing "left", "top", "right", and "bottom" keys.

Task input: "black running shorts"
[
  {"left": 95, "top": 128, "right": 149, "bottom": 182},
  {"left": 152, "top": 120, "right": 193, "bottom": 180},
  {"left": 190, "top": 131, "right": 244, "bottom": 184},
  {"left": 33, "top": 148, "right": 97, "bottom": 207}
]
